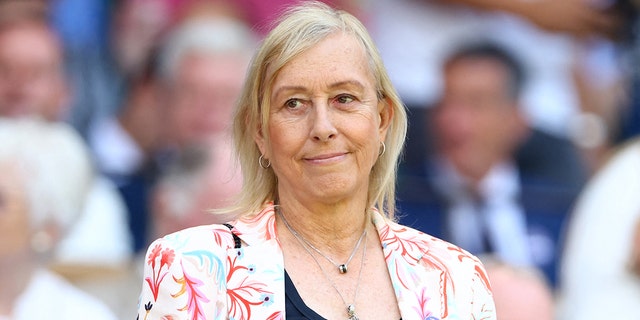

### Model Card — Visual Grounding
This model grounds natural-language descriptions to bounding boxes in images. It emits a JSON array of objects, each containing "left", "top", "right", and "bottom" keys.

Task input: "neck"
[
  {"left": 456, "top": 158, "right": 514, "bottom": 192},
  {"left": 275, "top": 197, "right": 370, "bottom": 256}
]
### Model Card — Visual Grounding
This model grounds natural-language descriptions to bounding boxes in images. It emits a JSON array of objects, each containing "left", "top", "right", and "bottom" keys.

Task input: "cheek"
[
  {"left": 267, "top": 119, "right": 304, "bottom": 158},
  {"left": 0, "top": 202, "right": 31, "bottom": 254},
  {"left": 347, "top": 117, "right": 382, "bottom": 163}
]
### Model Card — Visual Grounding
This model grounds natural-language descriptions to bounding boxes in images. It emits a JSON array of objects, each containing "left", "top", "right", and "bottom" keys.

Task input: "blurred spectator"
[
  {"left": 150, "top": 12, "right": 253, "bottom": 237},
  {"left": 0, "top": 118, "right": 117, "bottom": 320},
  {"left": 483, "top": 257, "right": 555, "bottom": 320},
  {"left": 397, "top": 42, "right": 587, "bottom": 287},
  {"left": 0, "top": 0, "right": 69, "bottom": 121},
  {"left": 108, "top": 0, "right": 177, "bottom": 79},
  {"left": 370, "top": 0, "right": 623, "bottom": 148},
  {"left": 157, "top": 16, "right": 255, "bottom": 150},
  {"left": 557, "top": 138, "right": 640, "bottom": 319},
  {"left": 87, "top": 51, "right": 163, "bottom": 255},
  {"left": 0, "top": 0, "right": 132, "bottom": 266},
  {"left": 89, "top": 9, "right": 256, "bottom": 252}
]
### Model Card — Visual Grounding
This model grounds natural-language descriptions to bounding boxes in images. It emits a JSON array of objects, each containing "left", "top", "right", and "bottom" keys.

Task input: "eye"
[
  {"left": 335, "top": 94, "right": 355, "bottom": 104},
  {"left": 285, "top": 98, "right": 303, "bottom": 109}
]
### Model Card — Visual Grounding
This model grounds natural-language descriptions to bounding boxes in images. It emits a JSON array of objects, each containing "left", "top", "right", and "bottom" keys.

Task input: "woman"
[
  {"left": 136, "top": 2, "right": 495, "bottom": 319},
  {"left": 0, "top": 119, "right": 118, "bottom": 319}
]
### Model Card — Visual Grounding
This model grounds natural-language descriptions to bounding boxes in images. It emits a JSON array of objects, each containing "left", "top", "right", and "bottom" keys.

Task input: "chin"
[{"left": 311, "top": 179, "right": 365, "bottom": 203}]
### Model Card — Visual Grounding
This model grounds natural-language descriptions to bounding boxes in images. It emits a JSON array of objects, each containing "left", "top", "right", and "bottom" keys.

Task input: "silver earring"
[
  {"left": 379, "top": 141, "right": 386, "bottom": 156},
  {"left": 259, "top": 154, "right": 271, "bottom": 168}
]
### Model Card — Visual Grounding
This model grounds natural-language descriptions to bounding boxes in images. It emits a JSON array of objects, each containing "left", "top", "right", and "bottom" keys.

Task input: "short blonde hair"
[{"left": 227, "top": 1, "right": 407, "bottom": 219}]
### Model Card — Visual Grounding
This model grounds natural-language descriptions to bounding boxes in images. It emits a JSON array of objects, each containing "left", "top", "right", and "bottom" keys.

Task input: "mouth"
[{"left": 303, "top": 152, "right": 348, "bottom": 164}]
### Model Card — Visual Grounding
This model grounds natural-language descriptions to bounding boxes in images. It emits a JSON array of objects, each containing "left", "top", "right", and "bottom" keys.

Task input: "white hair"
[
  {"left": 0, "top": 118, "right": 93, "bottom": 231},
  {"left": 158, "top": 16, "right": 257, "bottom": 82}
]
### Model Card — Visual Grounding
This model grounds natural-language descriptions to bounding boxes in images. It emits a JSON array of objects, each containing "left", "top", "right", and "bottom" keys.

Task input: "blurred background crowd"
[{"left": 0, "top": 0, "right": 639, "bottom": 318}]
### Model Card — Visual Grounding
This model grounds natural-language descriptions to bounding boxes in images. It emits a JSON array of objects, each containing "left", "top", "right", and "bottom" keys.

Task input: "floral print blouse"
[{"left": 136, "top": 202, "right": 496, "bottom": 319}]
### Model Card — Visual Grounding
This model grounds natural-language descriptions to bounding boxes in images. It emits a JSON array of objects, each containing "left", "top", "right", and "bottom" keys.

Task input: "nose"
[
  {"left": 435, "top": 102, "right": 475, "bottom": 138},
  {"left": 310, "top": 102, "right": 337, "bottom": 142}
]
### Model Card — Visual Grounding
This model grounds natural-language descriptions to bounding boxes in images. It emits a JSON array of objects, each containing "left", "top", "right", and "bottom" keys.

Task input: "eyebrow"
[
  {"left": 328, "top": 80, "right": 366, "bottom": 91},
  {"left": 272, "top": 80, "right": 366, "bottom": 98}
]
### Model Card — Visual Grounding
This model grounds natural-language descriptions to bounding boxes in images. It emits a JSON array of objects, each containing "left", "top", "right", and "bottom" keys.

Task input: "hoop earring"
[
  {"left": 259, "top": 154, "right": 271, "bottom": 169},
  {"left": 379, "top": 141, "right": 386, "bottom": 157}
]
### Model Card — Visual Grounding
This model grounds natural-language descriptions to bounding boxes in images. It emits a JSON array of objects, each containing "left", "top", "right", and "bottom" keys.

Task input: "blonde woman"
[{"left": 136, "top": 2, "right": 496, "bottom": 319}]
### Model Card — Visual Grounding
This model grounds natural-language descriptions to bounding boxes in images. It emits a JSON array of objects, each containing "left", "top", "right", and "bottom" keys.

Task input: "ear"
[
  {"left": 254, "top": 122, "right": 268, "bottom": 158},
  {"left": 31, "top": 221, "right": 60, "bottom": 254},
  {"left": 377, "top": 97, "right": 394, "bottom": 142}
]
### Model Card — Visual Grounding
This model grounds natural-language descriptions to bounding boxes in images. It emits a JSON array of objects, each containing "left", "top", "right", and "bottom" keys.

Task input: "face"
[
  {"left": 0, "top": 161, "right": 30, "bottom": 257},
  {"left": 0, "top": 24, "right": 67, "bottom": 121},
  {"left": 166, "top": 52, "right": 247, "bottom": 148},
  {"left": 434, "top": 58, "right": 526, "bottom": 181},
  {"left": 112, "top": 0, "right": 171, "bottom": 73},
  {"left": 257, "top": 32, "right": 391, "bottom": 205}
]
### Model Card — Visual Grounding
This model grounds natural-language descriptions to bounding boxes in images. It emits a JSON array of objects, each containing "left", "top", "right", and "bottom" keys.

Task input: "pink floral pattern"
[
  {"left": 172, "top": 260, "right": 210, "bottom": 319},
  {"left": 137, "top": 202, "right": 496, "bottom": 319},
  {"left": 145, "top": 244, "right": 175, "bottom": 301},
  {"left": 226, "top": 253, "right": 274, "bottom": 319}
]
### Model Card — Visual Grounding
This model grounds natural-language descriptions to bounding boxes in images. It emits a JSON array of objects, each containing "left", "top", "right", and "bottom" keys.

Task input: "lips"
[{"left": 304, "top": 152, "right": 348, "bottom": 162}]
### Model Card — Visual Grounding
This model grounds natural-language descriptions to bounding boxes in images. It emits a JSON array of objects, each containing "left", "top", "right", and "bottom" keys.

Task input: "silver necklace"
[
  {"left": 278, "top": 209, "right": 367, "bottom": 320},
  {"left": 278, "top": 208, "right": 367, "bottom": 274}
]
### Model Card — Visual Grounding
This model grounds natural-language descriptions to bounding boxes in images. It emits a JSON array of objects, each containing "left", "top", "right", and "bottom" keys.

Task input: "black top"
[
  {"left": 284, "top": 270, "right": 402, "bottom": 319},
  {"left": 285, "top": 271, "right": 327, "bottom": 320}
]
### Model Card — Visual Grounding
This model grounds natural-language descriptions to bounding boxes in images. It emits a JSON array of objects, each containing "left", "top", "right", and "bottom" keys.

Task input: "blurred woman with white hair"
[{"left": 0, "top": 118, "right": 118, "bottom": 319}]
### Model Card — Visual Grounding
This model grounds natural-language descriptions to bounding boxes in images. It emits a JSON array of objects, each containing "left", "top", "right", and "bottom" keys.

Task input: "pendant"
[
  {"left": 347, "top": 304, "right": 358, "bottom": 320},
  {"left": 338, "top": 264, "right": 348, "bottom": 274}
]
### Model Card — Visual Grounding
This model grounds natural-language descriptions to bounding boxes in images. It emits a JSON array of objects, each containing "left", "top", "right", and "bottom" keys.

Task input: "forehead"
[
  {"left": 0, "top": 24, "right": 61, "bottom": 63},
  {"left": 272, "top": 32, "right": 373, "bottom": 87},
  {"left": 177, "top": 52, "right": 248, "bottom": 74}
]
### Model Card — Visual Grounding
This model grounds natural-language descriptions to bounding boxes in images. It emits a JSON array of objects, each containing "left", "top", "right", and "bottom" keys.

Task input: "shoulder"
[
  {"left": 414, "top": 224, "right": 481, "bottom": 264},
  {"left": 137, "top": 205, "right": 282, "bottom": 319},
  {"left": 378, "top": 218, "right": 496, "bottom": 317},
  {"left": 144, "top": 203, "right": 277, "bottom": 259},
  {"left": 381, "top": 216, "right": 485, "bottom": 274},
  {"left": 147, "top": 223, "right": 237, "bottom": 258},
  {"left": 138, "top": 224, "right": 239, "bottom": 319}
]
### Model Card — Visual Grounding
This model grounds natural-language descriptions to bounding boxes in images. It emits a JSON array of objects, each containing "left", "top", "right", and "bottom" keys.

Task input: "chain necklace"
[
  {"left": 278, "top": 207, "right": 367, "bottom": 274},
  {"left": 278, "top": 209, "right": 367, "bottom": 320}
]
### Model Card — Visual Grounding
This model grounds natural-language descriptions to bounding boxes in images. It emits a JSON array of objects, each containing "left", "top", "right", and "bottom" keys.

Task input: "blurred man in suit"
[{"left": 397, "top": 42, "right": 587, "bottom": 287}]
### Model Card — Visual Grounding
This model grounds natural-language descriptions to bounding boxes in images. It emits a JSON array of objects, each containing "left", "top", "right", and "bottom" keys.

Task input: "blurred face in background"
[
  {"left": 0, "top": 23, "right": 68, "bottom": 121},
  {"left": 111, "top": 0, "right": 172, "bottom": 75},
  {"left": 434, "top": 57, "right": 527, "bottom": 182},
  {"left": 165, "top": 51, "right": 247, "bottom": 148}
]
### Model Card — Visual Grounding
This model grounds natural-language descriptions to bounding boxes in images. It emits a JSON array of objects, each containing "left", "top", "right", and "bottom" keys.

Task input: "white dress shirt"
[{"left": 435, "top": 160, "right": 533, "bottom": 266}]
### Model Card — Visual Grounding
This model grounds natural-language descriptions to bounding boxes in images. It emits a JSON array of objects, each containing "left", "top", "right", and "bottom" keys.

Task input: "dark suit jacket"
[{"left": 396, "top": 107, "right": 588, "bottom": 287}]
